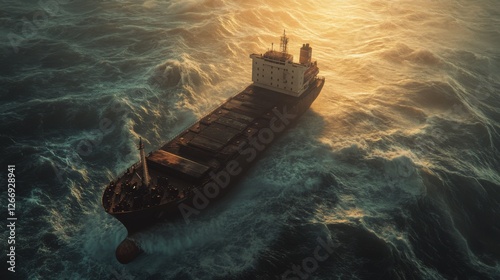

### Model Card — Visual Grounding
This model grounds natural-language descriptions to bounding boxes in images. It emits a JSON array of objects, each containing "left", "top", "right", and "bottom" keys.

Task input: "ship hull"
[{"left": 105, "top": 78, "right": 325, "bottom": 234}]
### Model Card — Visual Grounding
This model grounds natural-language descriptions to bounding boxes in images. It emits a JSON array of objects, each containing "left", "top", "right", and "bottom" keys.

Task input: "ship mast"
[
  {"left": 138, "top": 137, "right": 150, "bottom": 186},
  {"left": 280, "top": 29, "right": 288, "bottom": 55}
]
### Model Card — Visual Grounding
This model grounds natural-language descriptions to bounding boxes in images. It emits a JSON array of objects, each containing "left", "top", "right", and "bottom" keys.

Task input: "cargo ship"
[{"left": 102, "top": 31, "right": 325, "bottom": 263}]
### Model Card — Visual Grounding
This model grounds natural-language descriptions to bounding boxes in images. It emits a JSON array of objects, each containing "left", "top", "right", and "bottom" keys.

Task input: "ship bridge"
[{"left": 250, "top": 31, "right": 319, "bottom": 97}]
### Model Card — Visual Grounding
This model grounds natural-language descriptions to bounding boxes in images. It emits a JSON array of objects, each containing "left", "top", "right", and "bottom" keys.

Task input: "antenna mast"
[{"left": 280, "top": 29, "right": 288, "bottom": 54}]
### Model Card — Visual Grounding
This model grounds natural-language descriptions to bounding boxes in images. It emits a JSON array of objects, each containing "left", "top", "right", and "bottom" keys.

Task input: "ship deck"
[{"left": 103, "top": 79, "right": 324, "bottom": 215}]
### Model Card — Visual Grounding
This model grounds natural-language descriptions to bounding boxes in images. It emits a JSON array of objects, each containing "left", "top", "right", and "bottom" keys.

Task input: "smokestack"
[{"left": 299, "top": 43, "right": 312, "bottom": 65}]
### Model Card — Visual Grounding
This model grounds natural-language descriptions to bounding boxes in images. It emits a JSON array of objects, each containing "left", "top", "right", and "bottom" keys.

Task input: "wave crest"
[{"left": 380, "top": 43, "right": 441, "bottom": 65}]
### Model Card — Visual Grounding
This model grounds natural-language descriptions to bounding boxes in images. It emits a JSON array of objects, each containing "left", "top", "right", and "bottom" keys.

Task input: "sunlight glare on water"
[{"left": 0, "top": 0, "right": 499, "bottom": 279}]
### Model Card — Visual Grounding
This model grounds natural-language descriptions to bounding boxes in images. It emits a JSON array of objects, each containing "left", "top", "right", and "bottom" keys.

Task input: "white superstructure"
[{"left": 250, "top": 31, "right": 319, "bottom": 97}]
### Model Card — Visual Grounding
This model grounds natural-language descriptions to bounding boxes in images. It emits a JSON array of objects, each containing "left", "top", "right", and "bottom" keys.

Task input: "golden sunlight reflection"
[
  {"left": 315, "top": 205, "right": 365, "bottom": 225},
  {"left": 272, "top": 0, "right": 477, "bottom": 156}
]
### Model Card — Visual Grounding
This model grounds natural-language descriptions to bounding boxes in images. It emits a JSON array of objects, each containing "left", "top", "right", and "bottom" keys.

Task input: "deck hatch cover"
[{"left": 148, "top": 150, "right": 210, "bottom": 178}]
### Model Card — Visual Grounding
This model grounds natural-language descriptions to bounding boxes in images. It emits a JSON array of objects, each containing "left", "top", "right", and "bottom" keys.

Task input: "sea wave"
[{"left": 1, "top": 0, "right": 499, "bottom": 279}]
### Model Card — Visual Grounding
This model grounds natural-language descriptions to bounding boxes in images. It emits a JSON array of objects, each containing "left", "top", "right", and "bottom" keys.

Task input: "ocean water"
[{"left": 1, "top": 0, "right": 499, "bottom": 279}]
